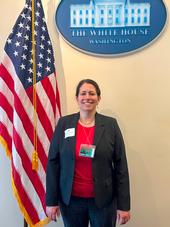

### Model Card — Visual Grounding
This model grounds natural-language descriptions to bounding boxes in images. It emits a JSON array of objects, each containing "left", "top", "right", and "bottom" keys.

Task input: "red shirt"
[{"left": 72, "top": 122, "right": 95, "bottom": 198}]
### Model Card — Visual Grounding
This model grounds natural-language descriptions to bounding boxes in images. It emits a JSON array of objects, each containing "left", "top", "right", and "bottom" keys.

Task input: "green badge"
[{"left": 79, "top": 144, "right": 96, "bottom": 158}]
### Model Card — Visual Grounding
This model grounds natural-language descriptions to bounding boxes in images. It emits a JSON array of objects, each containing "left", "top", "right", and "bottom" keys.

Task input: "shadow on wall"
[
  {"left": 47, "top": 0, "right": 67, "bottom": 115},
  {"left": 100, "top": 108, "right": 160, "bottom": 227},
  {"left": 127, "top": 148, "right": 160, "bottom": 227}
]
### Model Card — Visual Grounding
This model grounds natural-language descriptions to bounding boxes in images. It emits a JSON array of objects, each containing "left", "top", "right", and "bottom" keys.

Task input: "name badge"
[
  {"left": 79, "top": 144, "right": 96, "bottom": 158},
  {"left": 64, "top": 128, "right": 75, "bottom": 138}
]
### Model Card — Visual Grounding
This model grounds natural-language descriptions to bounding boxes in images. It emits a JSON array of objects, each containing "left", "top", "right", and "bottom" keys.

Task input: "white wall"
[{"left": 1, "top": 0, "right": 170, "bottom": 227}]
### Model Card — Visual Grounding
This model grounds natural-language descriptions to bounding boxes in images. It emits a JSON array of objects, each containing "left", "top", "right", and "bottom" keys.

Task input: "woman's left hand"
[{"left": 117, "top": 210, "right": 130, "bottom": 225}]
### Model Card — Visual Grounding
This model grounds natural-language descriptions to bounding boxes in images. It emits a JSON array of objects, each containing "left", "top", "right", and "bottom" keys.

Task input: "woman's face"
[{"left": 76, "top": 83, "right": 101, "bottom": 113}]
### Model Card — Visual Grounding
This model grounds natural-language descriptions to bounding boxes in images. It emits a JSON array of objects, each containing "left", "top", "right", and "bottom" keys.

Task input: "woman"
[{"left": 46, "top": 79, "right": 130, "bottom": 227}]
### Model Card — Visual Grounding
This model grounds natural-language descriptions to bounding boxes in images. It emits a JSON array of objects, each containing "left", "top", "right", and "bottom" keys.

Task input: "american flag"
[{"left": 0, "top": 0, "right": 61, "bottom": 226}]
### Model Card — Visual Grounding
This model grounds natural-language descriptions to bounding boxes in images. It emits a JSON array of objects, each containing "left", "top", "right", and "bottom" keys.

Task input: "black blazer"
[{"left": 46, "top": 112, "right": 130, "bottom": 211}]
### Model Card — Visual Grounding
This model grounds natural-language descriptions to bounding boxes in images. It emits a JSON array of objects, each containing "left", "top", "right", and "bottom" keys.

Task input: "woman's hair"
[{"left": 76, "top": 79, "right": 101, "bottom": 97}]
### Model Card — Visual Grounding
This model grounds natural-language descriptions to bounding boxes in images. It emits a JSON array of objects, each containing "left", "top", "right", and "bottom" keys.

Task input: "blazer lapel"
[
  {"left": 70, "top": 113, "right": 80, "bottom": 159},
  {"left": 93, "top": 113, "right": 105, "bottom": 147}
]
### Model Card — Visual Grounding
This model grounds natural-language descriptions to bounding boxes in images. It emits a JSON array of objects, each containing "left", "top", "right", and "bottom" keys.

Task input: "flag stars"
[
  {"left": 21, "top": 54, "right": 27, "bottom": 60},
  {"left": 29, "top": 58, "right": 33, "bottom": 64},
  {"left": 42, "top": 26, "right": 46, "bottom": 31},
  {"left": 7, "top": 38, "right": 12, "bottom": 44},
  {"left": 40, "top": 44, "right": 44, "bottom": 49},
  {"left": 27, "top": 15, "right": 31, "bottom": 21},
  {"left": 34, "top": 30, "right": 38, "bottom": 36},
  {"left": 24, "top": 3, "right": 29, "bottom": 9},
  {"left": 23, "top": 44, "right": 28, "bottom": 50},
  {"left": 28, "top": 68, "right": 33, "bottom": 74},
  {"left": 34, "top": 21, "right": 39, "bottom": 27},
  {"left": 41, "top": 35, "right": 45, "bottom": 40},
  {"left": 37, "top": 2, "right": 41, "bottom": 8},
  {"left": 4, "top": 0, "right": 55, "bottom": 89},
  {"left": 26, "top": 25, "right": 30, "bottom": 31},
  {"left": 24, "top": 34, "right": 29, "bottom": 40},
  {"left": 35, "top": 11, "right": 40, "bottom": 17},
  {"left": 27, "top": 77, "right": 32, "bottom": 83},
  {"left": 15, "top": 41, "right": 20, "bottom": 47},
  {"left": 20, "top": 63, "right": 26, "bottom": 70},
  {"left": 46, "top": 57, "right": 51, "bottom": 63},
  {"left": 46, "top": 66, "right": 51, "bottom": 72},
  {"left": 13, "top": 51, "right": 19, "bottom": 57},
  {"left": 17, "top": 32, "right": 22, "bottom": 38},
  {"left": 47, "top": 49, "right": 51, "bottom": 54},
  {"left": 18, "top": 22, "right": 24, "bottom": 28},
  {"left": 37, "top": 71, "right": 42, "bottom": 77},
  {"left": 37, "top": 62, "right": 42, "bottom": 68},
  {"left": 21, "top": 13, "right": 26, "bottom": 18},
  {"left": 39, "top": 53, "right": 43, "bottom": 59}
]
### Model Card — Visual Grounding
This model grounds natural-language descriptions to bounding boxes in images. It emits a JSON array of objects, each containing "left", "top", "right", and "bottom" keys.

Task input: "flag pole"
[{"left": 24, "top": 219, "right": 28, "bottom": 227}]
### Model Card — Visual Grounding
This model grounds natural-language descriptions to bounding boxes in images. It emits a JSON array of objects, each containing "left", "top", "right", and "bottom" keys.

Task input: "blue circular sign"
[{"left": 55, "top": 0, "right": 167, "bottom": 56}]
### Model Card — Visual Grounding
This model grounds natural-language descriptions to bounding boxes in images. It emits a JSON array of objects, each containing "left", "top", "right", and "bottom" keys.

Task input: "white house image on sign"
[{"left": 70, "top": 0, "right": 151, "bottom": 28}]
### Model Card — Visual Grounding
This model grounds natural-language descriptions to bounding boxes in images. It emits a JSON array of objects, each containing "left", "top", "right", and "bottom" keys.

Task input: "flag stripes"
[{"left": 12, "top": 161, "right": 41, "bottom": 223}]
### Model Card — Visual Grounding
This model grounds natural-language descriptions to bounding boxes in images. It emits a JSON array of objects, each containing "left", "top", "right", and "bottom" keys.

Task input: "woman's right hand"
[{"left": 46, "top": 206, "right": 60, "bottom": 221}]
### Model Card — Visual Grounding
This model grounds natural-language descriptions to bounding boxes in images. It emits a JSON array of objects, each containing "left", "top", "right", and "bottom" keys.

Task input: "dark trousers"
[{"left": 59, "top": 196, "right": 117, "bottom": 227}]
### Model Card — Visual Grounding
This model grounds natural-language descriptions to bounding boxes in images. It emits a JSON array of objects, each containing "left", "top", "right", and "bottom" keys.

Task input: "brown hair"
[{"left": 75, "top": 79, "right": 101, "bottom": 97}]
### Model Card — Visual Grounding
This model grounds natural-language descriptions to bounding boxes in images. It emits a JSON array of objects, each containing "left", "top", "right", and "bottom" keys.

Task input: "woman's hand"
[
  {"left": 46, "top": 206, "right": 60, "bottom": 221},
  {"left": 117, "top": 210, "right": 130, "bottom": 225}
]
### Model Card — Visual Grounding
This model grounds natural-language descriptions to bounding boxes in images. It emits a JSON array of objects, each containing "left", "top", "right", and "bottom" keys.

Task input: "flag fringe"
[
  {"left": 0, "top": 136, "right": 50, "bottom": 227},
  {"left": 11, "top": 177, "right": 50, "bottom": 227},
  {"left": 0, "top": 136, "right": 11, "bottom": 158}
]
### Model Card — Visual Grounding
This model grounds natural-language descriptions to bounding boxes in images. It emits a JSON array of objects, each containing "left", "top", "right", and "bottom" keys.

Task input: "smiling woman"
[
  {"left": 46, "top": 79, "right": 131, "bottom": 227},
  {"left": 76, "top": 79, "right": 101, "bottom": 120}
]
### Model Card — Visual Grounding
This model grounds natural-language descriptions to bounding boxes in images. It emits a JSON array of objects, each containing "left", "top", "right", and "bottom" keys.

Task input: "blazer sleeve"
[
  {"left": 46, "top": 119, "right": 62, "bottom": 206},
  {"left": 113, "top": 120, "right": 130, "bottom": 211}
]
